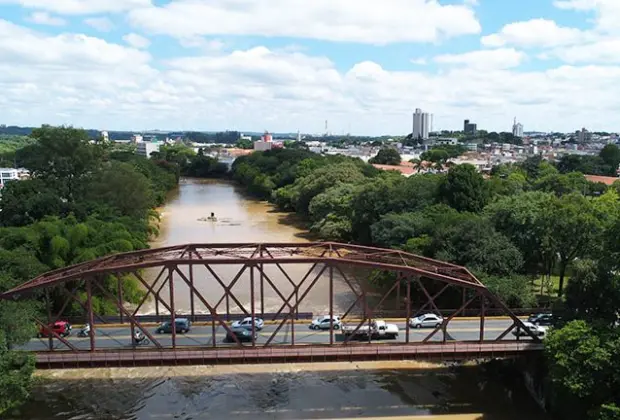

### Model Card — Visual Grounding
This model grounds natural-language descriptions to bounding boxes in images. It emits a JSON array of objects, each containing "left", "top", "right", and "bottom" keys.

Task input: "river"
[{"left": 10, "top": 179, "right": 550, "bottom": 420}]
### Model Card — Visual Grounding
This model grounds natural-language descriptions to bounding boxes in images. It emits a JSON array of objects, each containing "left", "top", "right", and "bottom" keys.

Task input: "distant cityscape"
[{"left": 1, "top": 108, "right": 619, "bottom": 185}]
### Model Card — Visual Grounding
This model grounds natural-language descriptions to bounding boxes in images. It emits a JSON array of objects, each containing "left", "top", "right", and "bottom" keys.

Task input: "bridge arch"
[{"left": 1, "top": 242, "right": 542, "bottom": 367}]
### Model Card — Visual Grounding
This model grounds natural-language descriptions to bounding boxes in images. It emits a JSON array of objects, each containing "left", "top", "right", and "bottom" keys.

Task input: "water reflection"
[{"left": 13, "top": 362, "right": 549, "bottom": 420}]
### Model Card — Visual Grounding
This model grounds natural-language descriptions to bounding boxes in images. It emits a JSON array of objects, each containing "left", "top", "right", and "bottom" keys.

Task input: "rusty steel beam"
[
  {"left": 203, "top": 264, "right": 250, "bottom": 316},
  {"left": 414, "top": 283, "right": 451, "bottom": 317},
  {"left": 51, "top": 281, "right": 83, "bottom": 324},
  {"left": 1, "top": 242, "right": 486, "bottom": 300},
  {"left": 169, "top": 267, "right": 177, "bottom": 349},
  {"left": 342, "top": 276, "right": 400, "bottom": 345},
  {"left": 131, "top": 267, "right": 166, "bottom": 317},
  {"left": 423, "top": 293, "right": 478, "bottom": 343},
  {"left": 86, "top": 279, "right": 96, "bottom": 351},
  {"left": 415, "top": 277, "right": 443, "bottom": 316},
  {"left": 133, "top": 271, "right": 173, "bottom": 315},
  {"left": 172, "top": 266, "right": 243, "bottom": 346},
  {"left": 91, "top": 280, "right": 163, "bottom": 349},
  {"left": 264, "top": 265, "right": 328, "bottom": 346}
]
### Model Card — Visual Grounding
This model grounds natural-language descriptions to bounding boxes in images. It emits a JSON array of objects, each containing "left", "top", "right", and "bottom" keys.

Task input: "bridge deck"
[{"left": 35, "top": 341, "right": 543, "bottom": 369}]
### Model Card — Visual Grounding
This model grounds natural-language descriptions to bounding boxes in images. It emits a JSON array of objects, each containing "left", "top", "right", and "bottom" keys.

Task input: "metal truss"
[{"left": 1, "top": 242, "right": 542, "bottom": 353}]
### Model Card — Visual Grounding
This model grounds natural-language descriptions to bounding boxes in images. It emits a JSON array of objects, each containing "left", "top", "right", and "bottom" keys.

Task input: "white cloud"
[
  {"left": 434, "top": 48, "right": 526, "bottom": 69},
  {"left": 0, "top": 0, "right": 150, "bottom": 15},
  {"left": 128, "top": 0, "right": 481, "bottom": 45},
  {"left": 411, "top": 58, "right": 427, "bottom": 65},
  {"left": 123, "top": 33, "right": 150, "bottom": 49},
  {"left": 84, "top": 17, "right": 114, "bottom": 32},
  {"left": 481, "top": 19, "right": 591, "bottom": 48},
  {"left": 3, "top": 20, "right": 620, "bottom": 134},
  {"left": 553, "top": 0, "right": 599, "bottom": 11},
  {"left": 549, "top": 39, "right": 620, "bottom": 63},
  {"left": 554, "top": 0, "right": 620, "bottom": 35},
  {"left": 27, "top": 11, "right": 66, "bottom": 26}
]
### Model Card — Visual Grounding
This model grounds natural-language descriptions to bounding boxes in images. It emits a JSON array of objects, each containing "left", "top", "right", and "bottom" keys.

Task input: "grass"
[{"left": 532, "top": 275, "right": 562, "bottom": 299}]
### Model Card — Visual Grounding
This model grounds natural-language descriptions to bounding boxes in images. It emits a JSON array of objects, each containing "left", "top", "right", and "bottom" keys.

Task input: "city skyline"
[{"left": 1, "top": 1, "right": 620, "bottom": 135}]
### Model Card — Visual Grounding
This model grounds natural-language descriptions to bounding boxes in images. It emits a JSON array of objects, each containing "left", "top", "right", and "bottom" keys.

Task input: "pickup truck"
[{"left": 340, "top": 320, "right": 399, "bottom": 340}]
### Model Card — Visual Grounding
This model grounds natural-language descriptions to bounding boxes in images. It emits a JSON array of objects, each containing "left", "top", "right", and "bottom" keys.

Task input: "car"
[
  {"left": 408, "top": 313, "right": 444, "bottom": 329},
  {"left": 309, "top": 315, "right": 342, "bottom": 330},
  {"left": 231, "top": 317, "right": 264, "bottom": 330},
  {"left": 224, "top": 327, "right": 258, "bottom": 343},
  {"left": 527, "top": 313, "right": 555, "bottom": 326},
  {"left": 512, "top": 321, "right": 547, "bottom": 337},
  {"left": 156, "top": 318, "right": 191, "bottom": 334},
  {"left": 38, "top": 321, "right": 72, "bottom": 338}
]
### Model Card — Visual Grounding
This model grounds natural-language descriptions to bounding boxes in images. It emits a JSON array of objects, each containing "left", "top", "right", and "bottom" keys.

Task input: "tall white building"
[
  {"left": 412, "top": 108, "right": 431, "bottom": 140},
  {"left": 512, "top": 117, "right": 524, "bottom": 138}
]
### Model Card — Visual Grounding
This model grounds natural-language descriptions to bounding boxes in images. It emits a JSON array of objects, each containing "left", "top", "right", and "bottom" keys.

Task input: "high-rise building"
[
  {"left": 412, "top": 108, "right": 431, "bottom": 140},
  {"left": 578, "top": 127, "right": 590, "bottom": 143},
  {"left": 464, "top": 119, "right": 477, "bottom": 135},
  {"left": 512, "top": 117, "right": 524, "bottom": 138}
]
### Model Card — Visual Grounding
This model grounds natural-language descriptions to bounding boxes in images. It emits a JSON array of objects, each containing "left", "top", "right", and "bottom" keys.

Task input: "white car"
[
  {"left": 231, "top": 317, "right": 264, "bottom": 331},
  {"left": 409, "top": 313, "right": 444, "bottom": 329},
  {"left": 512, "top": 321, "right": 547, "bottom": 337},
  {"left": 309, "top": 315, "right": 342, "bottom": 330}
]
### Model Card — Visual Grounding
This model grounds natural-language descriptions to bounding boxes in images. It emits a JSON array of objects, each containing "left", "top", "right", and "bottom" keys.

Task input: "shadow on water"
[{"left": 9, "top": 364, "right": 549, "bottom": 420}]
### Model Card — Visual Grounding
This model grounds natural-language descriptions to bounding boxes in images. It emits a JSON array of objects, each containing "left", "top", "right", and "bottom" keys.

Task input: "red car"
[{"left": 38, "top": 321, "right": 72, "bottom": 338}]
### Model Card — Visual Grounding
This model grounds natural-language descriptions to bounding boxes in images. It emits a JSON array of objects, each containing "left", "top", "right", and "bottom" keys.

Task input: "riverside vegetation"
[
  {"left": 0, "top": 126, "right": 179, "bottom": 414},
  {"left": 230, "top": 145, "right": 620, "bottom": 420}
]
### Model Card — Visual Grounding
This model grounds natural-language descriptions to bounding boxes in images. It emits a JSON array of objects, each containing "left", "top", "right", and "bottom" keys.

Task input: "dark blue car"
[{"left": 156, "top": 318, "right": 191, "bottom": 334}]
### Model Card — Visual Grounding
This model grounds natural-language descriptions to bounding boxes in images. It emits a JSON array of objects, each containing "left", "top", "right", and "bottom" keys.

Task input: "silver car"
[
  {"left": 309, "top": 315, "right": 342, "bottom": 330},
  {"left": 409, "top": 313, "right": 444, "bottom": 328}
]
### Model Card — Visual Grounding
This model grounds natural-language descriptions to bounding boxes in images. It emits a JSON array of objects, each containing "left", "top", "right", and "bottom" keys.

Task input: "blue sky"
[{"left": 0, "top": 0, "right": 618, "bottom": 135}]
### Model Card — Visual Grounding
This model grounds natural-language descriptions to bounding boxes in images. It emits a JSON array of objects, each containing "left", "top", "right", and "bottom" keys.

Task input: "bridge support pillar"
[
  {"left": 86, "top": 278, "right": 96, "bottom": 351},
  {"left": 189, "top": 252, "right": 195, "bottom": 322},
  {"left": 406, "top": 276, "right": 411, "bottom": 343},
  {"left": 117, "top": 275, "right": 123, "bottom": 325},
  {"left": 480, "top": 293, "right": 486, "bottom": 343},
  {"left": 250, "top": 264, "right": 256, "bottom": 347},
  {"left": 329, "top": 264, "right": 334, "bottom": 345},
  {"left": 45, "top": 289, "right": 53, "bottom": 351},
  {"left": 169, "top": 267, "right": 176, "bottom": 349}
]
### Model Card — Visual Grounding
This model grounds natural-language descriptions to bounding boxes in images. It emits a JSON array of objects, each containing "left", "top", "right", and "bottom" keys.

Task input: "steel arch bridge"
[{"left": 0, "top": 242, "right": 543, "bottom": 368}]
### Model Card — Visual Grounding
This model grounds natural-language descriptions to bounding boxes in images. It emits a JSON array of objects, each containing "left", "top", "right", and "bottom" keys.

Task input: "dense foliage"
[
  {"left": 231, "top": 147, "right": 620, "bottom": 419},
  {"left": 557, "top": 144, "right": 620, "bottom": 176},
  {"left": 0, "top": 126, "right": 179, "bottom": 413},
  {"left": 368, "top": 148, "right": 401, "bottom": 165}
]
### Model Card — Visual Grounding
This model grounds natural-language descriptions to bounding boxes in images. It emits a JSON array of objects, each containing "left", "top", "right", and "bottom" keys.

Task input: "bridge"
[{"left": 0, "top": 242, "right": 543, "bottom": 368}]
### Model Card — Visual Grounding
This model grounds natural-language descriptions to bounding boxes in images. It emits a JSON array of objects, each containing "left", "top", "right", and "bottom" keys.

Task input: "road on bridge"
[{"left": 23, "top": 318, "right": 533, "bottom": 351}]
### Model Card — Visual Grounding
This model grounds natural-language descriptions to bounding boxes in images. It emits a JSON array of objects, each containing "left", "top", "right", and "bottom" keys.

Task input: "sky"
[{"left": 0, "top": 0, "right": 619, "bottom": 135}]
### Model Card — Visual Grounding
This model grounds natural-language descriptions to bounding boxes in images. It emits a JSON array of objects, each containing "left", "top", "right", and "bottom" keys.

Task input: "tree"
[
  {"left": 485, "top": 191, "right": 556, "bottom": 276},
  {"left": 600, "top": 144, "right": 620, "bottom": 172},
  {"left": 17, "top": 126, "right": 104, "bottom": 202},
  {"left": 0, "top": 273, "right": 37, "bottom": 414},
  {"left": 369, "top": 148, "right": 401, "bottom": 165},
  {"left": 564, "top": 260, "right": 620, "bottom": 326},
  {"left": 85, "top": 162, "right": 154, "bottom": 219},
  {"left": 439, "top": 164, "right": 489, "bottom": 212},
  {"left": 546, "top": 193, "right": 602, "bottom": 295},
  {"left": 0, "top": 179, "right": 67, "bottom": 227},
  {"left": 370, "top": 212, "right": 426, "bottom": 248},
  {"left": 545, "top": 321, "right": 620, "bottom": 420},
  {"left": 533, "top": 172, "right": 591, "bottom": 196}
]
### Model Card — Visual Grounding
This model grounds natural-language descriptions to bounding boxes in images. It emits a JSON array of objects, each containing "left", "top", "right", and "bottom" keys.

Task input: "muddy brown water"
[{"left": 10, "top": 180, "right": 549, "bottom": 420}]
